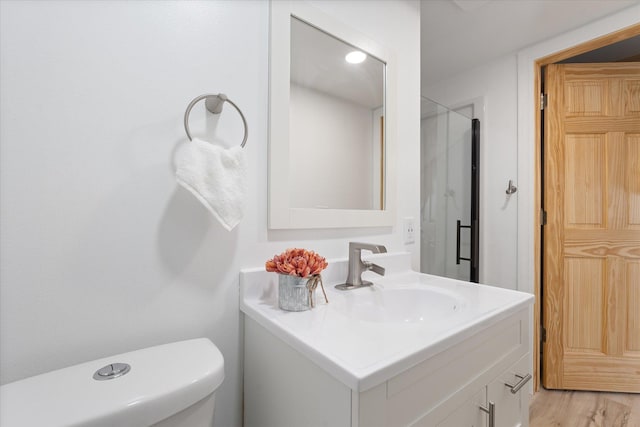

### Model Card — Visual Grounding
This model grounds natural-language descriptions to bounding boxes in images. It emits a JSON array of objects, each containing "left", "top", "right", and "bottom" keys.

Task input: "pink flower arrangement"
[{"left": 265, "top": 248, "right": 328, "bottom": 278}]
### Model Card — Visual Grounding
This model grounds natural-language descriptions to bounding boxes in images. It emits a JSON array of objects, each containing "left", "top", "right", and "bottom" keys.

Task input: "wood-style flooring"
[{"left": 530, "top": 388, "right": 640, "bottom": 427}]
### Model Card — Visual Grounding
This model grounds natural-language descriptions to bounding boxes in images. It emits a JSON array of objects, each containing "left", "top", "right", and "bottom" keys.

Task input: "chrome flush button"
[{"left": 93, "top": 363, "right": 131, "bottom": 381}]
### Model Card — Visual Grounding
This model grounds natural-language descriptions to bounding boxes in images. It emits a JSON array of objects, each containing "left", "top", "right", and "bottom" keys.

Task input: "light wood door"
[{"left": 543, "top": 63, "right": 640, "bottom": 392}]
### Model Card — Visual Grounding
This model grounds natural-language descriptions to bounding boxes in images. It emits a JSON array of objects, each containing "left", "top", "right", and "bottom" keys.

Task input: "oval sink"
[{"left": 333, "top": 287, "right": 464, "bottom": 323}]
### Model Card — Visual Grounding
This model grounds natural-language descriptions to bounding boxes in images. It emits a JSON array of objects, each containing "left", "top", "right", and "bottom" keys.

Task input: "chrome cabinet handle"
[
  {"left": 504, "top": 373, "right": 532, "bottom": 394},
  {"left": 479, "top": 401, "right": 495, "bottom": 427}
]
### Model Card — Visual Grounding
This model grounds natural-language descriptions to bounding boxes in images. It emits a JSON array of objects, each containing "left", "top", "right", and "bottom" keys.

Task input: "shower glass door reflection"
[{"left": 420, "top": 97, "right": 479, "bottom": 282}]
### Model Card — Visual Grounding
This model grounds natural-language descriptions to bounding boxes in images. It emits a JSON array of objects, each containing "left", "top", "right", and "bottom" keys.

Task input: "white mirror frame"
[{"left": 268, "top": 0, "right": 397, "bottom": 229}]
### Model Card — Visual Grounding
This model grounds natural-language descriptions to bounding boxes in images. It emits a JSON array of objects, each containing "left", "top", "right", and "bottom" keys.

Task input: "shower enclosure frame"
[{"left": 420, "top": 99, "right": 480, "bottom": 283}]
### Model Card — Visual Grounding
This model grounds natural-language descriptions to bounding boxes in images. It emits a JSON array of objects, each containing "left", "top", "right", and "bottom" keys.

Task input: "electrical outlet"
[{"left": 402, "top": 217, "right": 416, "bottom": 244}]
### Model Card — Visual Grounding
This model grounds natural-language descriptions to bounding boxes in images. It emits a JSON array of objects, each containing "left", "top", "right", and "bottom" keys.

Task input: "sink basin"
[{"left": 333, "top": 287, "right": 465, "bottom": 323}]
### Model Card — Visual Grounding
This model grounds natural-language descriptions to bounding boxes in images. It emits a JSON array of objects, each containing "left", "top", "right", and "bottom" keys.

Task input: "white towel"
[{"left": 175, "top": 138, "right": 247, "bottom": 231}]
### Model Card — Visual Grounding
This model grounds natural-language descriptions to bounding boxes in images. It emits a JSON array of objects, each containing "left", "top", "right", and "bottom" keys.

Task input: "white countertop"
[{"left": 240, "top": 253, "right": 534, "bottom": 392}]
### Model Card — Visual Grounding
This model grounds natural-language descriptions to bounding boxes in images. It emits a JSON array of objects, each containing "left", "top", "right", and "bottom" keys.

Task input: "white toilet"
[{"left": 0, "top": 338, "right": 224, "bottom": 427}]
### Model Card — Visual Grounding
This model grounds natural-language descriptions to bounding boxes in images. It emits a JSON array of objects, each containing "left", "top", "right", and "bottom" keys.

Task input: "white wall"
[
  {"left": 424, "top": 55, "right": 519, "bottom": 289},
  {"left": 0, "top": 1, "right": 420, "bottom": 426}
]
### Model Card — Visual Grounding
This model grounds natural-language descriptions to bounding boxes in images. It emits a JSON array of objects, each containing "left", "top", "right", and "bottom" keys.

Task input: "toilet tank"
[{"left": 0, "top": 338, "right": 224, "bottom": 427}]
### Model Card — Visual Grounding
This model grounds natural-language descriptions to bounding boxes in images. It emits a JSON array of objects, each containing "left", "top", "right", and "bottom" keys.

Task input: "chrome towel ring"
[{"left": 183, "top": 93, "right": 248, "bottom": 148}]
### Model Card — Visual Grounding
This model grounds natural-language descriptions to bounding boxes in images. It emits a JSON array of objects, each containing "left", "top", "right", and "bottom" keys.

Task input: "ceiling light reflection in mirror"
[{"left": 345, "top": 51, "right": 367, "bottom": 64}]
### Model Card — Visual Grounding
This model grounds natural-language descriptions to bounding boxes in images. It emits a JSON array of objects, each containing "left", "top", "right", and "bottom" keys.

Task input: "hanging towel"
[{"left": 175, "top": 138, "right": 247, "bottom": 231}]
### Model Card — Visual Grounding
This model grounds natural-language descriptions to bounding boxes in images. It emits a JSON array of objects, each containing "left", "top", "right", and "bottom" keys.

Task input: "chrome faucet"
[{"left": 335, "top": 242, "right": 387, "bottom": 290}]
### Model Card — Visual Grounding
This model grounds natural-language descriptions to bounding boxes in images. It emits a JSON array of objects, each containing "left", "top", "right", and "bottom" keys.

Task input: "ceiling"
[
  {"left": 421, "top": 0, "right": 640, "bottom": 88},
  {"left": 291, "top": 17, "right": 384, "bottom": 109}
]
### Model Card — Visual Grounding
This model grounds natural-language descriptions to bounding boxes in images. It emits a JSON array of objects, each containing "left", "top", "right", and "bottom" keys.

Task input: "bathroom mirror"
[{"left": 269, "top": 1, "right": 396, "bottom": 229}]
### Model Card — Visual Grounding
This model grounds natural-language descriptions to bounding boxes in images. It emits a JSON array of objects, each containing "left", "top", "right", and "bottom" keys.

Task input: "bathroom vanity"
[{"left": 240, "top": 253, "right": 534, "bottom": 427}]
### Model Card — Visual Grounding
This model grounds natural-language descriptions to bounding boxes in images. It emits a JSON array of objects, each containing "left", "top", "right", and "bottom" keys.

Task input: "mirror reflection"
[{"left": 289, "top": 16, "right": 386, "bottom": 210}]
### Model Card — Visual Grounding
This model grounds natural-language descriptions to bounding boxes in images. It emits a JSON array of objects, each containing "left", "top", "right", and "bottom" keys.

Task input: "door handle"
[
  {"left": 504, "top": 373, "right": 532, "bottom": 394},
  {"left": 456, "top": 220, "right": 471, "bottom": 265},
  {"left": 479, "top": 401, "right": 495, "bottom": 427}
]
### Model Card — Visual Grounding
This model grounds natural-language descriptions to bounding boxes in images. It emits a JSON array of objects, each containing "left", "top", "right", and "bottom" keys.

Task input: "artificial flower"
[{"left": 265, "top": 248, "right": 328, "bottom": 278}]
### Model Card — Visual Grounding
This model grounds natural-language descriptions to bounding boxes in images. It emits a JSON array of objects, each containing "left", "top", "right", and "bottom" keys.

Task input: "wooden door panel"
[
  {"left": 628, "top": 135, "right": 640, "bottom": 227},
  {"left": 564, "top": 134, "right": 605, "bottom": 227},
  {"left": 543, "top": 63, "right": 640, "bottom": 392},
  {"left": 564, "top": 257, "right": 604, "bottom": 352},
  {"left": 628, "top": 261, "right": 640, "bottom": 354},
  {"left": 565, "top": 80, "right": 607, "bottom": 116},
  {"left": 625, "top": 80, "right": 640, "bottom": 114},
  {"left": 564, "top": 229, "right": 640, "bottom": 257},
  {"left": 608, "top": 132, "right": 626, "bottom": 229},
  {"left": 565, "top": 117, "right": 640, "bottom": 132},
  {"left": 563, "top": 356, "right": 640, "bottom": 392},
  {"left": 605, "top": 256, "right": 626, "bottom": 357}
]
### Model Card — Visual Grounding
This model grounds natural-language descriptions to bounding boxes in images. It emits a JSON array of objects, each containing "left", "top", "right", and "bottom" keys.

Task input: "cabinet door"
[
  {"left": 436, "top": 389, "right": 487, "bottom": 427},
  {"left": 488, "top": 354, "right": 531, "bottom": 427}
]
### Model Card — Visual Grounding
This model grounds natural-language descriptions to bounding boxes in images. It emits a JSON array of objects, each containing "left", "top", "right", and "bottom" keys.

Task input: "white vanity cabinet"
[
  {"left": 436, "top": 389, "right": 487, "bottom": 427},
  {"left": 244, "top": 307, "right": 531, "bottom": 427},
  {"left": 487, "top": 354, "right": 532, "bottom": 427},
  {"left": 434, "top": 354, "right": 531, "bottom": 427}
]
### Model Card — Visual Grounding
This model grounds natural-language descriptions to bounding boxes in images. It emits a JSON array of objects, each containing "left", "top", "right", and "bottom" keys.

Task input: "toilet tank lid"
[{"left": 0, "top": 338, "right": 224, "bottom": 427}]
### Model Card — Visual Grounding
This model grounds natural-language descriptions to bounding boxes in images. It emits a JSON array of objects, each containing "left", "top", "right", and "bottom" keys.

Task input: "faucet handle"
[{"left": 364, "top": 261, "right": 385, "bottom": 276}]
